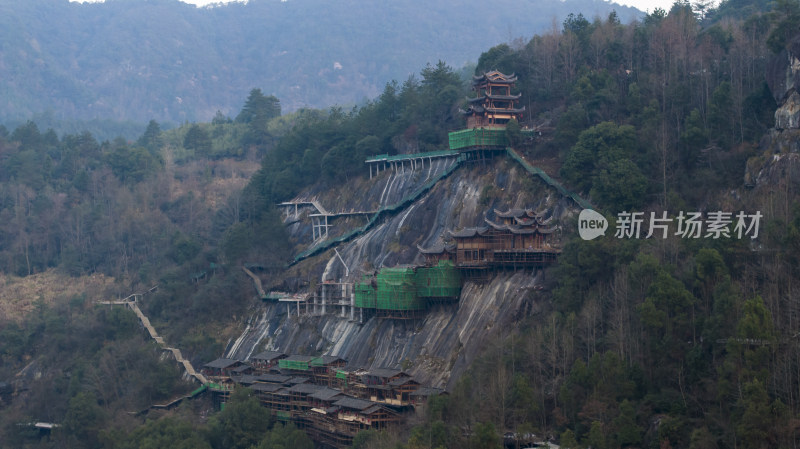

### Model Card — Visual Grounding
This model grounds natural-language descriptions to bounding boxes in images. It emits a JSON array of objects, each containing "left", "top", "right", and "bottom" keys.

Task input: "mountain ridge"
[{"left": 1, "top": 0, "right": 641, "bottom": 128}]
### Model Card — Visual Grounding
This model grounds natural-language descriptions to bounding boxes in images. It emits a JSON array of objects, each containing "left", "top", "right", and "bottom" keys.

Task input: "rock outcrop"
[
  {"left": 767, "top": 35, "right": 800, "bottom": 130},
  {"left": 224, "top": 156, "right": 573, "bottom": 389},
  {"left": 747, "top": 34, "right": 800, "bottom": 187}
]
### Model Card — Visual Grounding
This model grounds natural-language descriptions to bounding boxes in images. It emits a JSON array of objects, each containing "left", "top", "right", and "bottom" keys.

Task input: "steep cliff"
[
  {"left": 223, "top": 155, "right": 575, "bottom": 389},
  {"left": 747, "top": 35, "right": 800, "bottom": 189}
]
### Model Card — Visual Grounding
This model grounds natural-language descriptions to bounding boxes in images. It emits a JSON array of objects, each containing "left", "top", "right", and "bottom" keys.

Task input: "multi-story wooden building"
[
  {"left": 462, "top": 71, "right": 525, "bottom": 129},
  {"left": 420, "top": 208, "right": 560, "bottom": 279}
]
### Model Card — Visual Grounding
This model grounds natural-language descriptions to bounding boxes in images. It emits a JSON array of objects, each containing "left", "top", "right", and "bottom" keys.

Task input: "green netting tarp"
[
  {"left": 376, "top": 267, "right": 424, "bottom": 311},
  {"left": 355, "top": 275, "right": 377, "bottom": 308},
  {"left": 415, "top": 260, "right": 462, "bottom": 298},
  {"left": 279, "top": 359, "right": 309, "bottom": 370},
  {"left": 276, "top": 411, "right": 290, "bottom": 421},
  {"left": 448, "top": 128, "right": 508, "bottom": 150},
  {"left": 336, "top": 370, "right": 347, "bottom": 379},
  {"left": 504, "top": 147, "right": 594, "bottom": 210}
]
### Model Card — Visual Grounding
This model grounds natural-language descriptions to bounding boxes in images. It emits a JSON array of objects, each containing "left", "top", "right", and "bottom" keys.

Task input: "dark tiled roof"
[
  {"left": 251, "top": 383, "right": 284, "bottom": 393},
  {"left": 449, "top": 227, "right": 489, "bottom": 238},
  {"left": 318, "top": 355, "right": 347, "bottom": 365},
  {"left": 333, "top": 397, "right": 375, "bottom": 411},
  {"left": 231, "top": 364, "right": 252, "bottom": 373},
  {"left": 310, "top": 388, "right": 344, "bottom": 401},
  {"left": 286, "top": 376, "right": 310, "bottom": 385},
  {"left": 484, "top": 218, "right": 556, "bottom": 235},
  {"left": 250, "top": 350, "right": 286, "bottom": 362},
  {"left": 472, "top": 71, "right": 518, "bottom": 84},
  {"left": 417, "top": 243, "right": 456, "bottom": 255},
  {"left": 288, "top": 383, "right": 324, "bottom": 394},
  {"left": 411, "top": 387, "right": 445, "bottom": 397},
  {"left": 467, "top": 93, "right": 522, "bottom": 103},
  {"left": 233, "top": 375, "right": 259, "bottom": 385},
  {"left": 257, "top": 374, "right": 292, "bottom": 384},
  {"left": 389, "top": 377, "right": 419, "bottom": 387},
  {"left": 494, "top": 208, "right": 528, "bottom": 218},
  {"left": 284, "top": 355, "right": 315, "bottom": 362},
  {"left": 365, "top": 368, "right": 408, "bottom": 379},
  {"left": 362, "top": 404, "right": 396, "bottom": 415},
  {"left": 203, "top": 358, "right": 241, "bottom": 369}
]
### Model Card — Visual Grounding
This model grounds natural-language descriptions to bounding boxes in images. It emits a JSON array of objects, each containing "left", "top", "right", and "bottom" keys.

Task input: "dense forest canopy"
[
  {"left": 0, "top": 0, "right": 640, "bottom": 136},
  {"left": 2, "top": 0, "right": 800, "bottom": 447}
]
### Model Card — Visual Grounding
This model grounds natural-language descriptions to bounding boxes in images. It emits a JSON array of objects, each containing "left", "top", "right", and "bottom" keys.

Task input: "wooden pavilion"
[{"left": 462, "top": 71, "right": 525, "bottom": 128}]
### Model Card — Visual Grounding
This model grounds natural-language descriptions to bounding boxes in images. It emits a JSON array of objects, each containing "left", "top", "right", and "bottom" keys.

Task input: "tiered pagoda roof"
[{"left": 461, "top": 71, "right": 525, "bottom": 128}]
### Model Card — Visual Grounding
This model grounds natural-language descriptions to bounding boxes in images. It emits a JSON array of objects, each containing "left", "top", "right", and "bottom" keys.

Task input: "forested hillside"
[
  {"left": 2, "top": 0, "right": 800, "bottom": 448},
  {"left": 0, "top": 0, "right": 638, "bottom": 134}
]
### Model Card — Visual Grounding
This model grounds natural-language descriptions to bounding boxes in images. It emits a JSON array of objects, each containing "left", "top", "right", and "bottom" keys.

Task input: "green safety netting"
[
  {"left": 354, "top": 276, "right": 377, "bottom": 308},
  {"left": 291, "top": 155, "right": 465, "bottom": 265},
  {"left": 415, "top": 260, "right": 462, "bottom": 299},
  {"left": 290, "top": 135, "right": 594, "bottom": 268},
  {"left": 365, "top": 149, "right": 460, "bottom": 163},
  {"left": 448, "top": 128, "right": 508, "bottom": 150},
  {"left": 279, "top": 359, "right": 310, "bottom": 370},
  {"left": 504, "top": 147, "right": 594, "bottom": 210},
  {"left": 376, "top": 267, "right": 424, "bottom": 311}
]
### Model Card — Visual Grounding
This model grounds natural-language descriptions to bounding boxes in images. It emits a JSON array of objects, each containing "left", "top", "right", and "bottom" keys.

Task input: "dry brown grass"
[{"left": 0, "top": 269, "right": 117, "bottom": 322}]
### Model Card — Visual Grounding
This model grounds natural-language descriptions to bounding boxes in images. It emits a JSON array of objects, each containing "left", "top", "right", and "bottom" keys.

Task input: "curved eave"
[
  {"left": 472, "top": 71, "right": 518, "bottom": 83},
  {"left": 484, "top": 106, "right": 526, "bottom": 114},
  {"left": 467, "top": 93, "right": 522, "bottom": 103}
]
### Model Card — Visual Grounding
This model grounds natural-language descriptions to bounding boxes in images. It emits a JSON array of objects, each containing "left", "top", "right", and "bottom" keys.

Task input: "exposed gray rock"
[
  {"left": 745, "top": 152, "right": 800, "bottom": 189},
  {"left": 747, "top": 34, "right": 800, "bottom": 187},
  {"left": 766, "top": 35, "right": 800, "bottom": 107},
  {"left": 776, "top": 91, "right": 800, "bottom": 130},
  {"left": 225, "top": 156, "right": 573, "bottom": 389}
]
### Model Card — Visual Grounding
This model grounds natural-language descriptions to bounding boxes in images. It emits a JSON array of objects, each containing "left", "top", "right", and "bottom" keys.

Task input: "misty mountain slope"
[
  {"left": 0, "top": 0, "right": 641, "bottom": 126},
  {"left": 224, "top": 156, "right": 575, "bottom": 388}
]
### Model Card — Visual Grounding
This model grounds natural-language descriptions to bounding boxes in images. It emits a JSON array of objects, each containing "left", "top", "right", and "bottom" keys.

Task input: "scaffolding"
[
  {"left": 354, "top": 276, "right": 377, "bottom": 309},
  {"left": 448, "top": 128, "right": 508, "bottom": 150},
  {"left": 279, "top": 359, "right": 311, "bottom": 371},
  {"left": 415, "top": 260, "right": 462, "bottom": 301},
  {"left": 376, "top": 267, "right": 424, "bottom": 318}
]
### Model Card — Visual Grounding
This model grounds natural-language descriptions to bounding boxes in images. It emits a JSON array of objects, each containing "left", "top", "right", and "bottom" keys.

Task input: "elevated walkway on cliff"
[
  {"left": 290, "top": 154, "right": 466, "bottom": 265},
  {"left": 288, "top": 128, "right": 593, "bottom": 265}
]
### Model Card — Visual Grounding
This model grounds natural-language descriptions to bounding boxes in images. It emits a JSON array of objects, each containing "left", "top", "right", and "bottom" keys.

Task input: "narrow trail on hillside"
[{"left": 98, "top": 288, "right": 208, "bottom": 385}]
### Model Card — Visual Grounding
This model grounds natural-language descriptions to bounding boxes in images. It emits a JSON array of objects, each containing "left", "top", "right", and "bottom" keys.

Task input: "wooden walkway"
[
  {"left": 242, "top": 266, "right": 267, "bottom": 299},
  {"left": 279, "top": 198, "right": 378, "bottom": 242},
  {"left": 97, "top": 288, "right": 208, "bottom": 385}
]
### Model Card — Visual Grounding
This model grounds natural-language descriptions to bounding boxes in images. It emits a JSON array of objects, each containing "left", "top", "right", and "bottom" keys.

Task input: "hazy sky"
[{"left": 71, "top": 0, "right": 681, "bottom": 14}]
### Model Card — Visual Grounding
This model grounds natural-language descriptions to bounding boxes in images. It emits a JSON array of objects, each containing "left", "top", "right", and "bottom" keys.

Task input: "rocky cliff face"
[
  {"left": 768, "top": 35, "right": 800, "bottom": 130},
  {"left": 224, "top": 156, "right": 574, "bottom": 389},
  {"left": 747, "top": 35, "right": 800, "bottom": 188}
]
